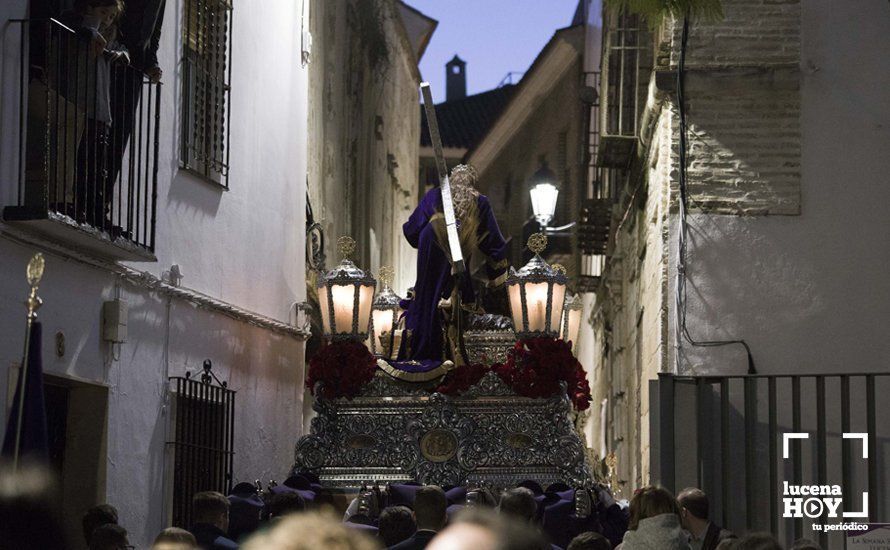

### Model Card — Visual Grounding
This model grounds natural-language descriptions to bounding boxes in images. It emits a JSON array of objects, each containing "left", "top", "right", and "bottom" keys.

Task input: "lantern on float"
[
  {"left": 317, "top": 236, "right": 376, "bottom": 342},
  {"left": 506, "top": 233, "right": 567, "bottom": 339},
  {"left": 561, "top": 292, "right": 583, "bottom": 351},
  {"left": 370, "top": 266, "right": 401, "bottom": 357}
]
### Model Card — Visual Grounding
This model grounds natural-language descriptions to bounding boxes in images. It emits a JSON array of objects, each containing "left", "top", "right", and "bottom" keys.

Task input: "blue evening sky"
[{"left": 408, "top": 0, "right": 581, "bottom": 103}]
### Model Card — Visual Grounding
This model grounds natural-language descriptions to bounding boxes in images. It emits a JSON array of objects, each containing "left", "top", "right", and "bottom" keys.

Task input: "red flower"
[
  {"left": 306, "top": 340, "right": 377, "bottom": 399},
  {"left": 492, "top": 337, "right": 591, "bottom": 411},
  {"left": 435, "top": 363, "right": 488, "bottom": 395}
]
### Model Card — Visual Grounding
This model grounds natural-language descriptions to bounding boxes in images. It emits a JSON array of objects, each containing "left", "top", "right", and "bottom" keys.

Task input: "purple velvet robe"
[{"left": 395, "top": 187, "right": 508, "bottom": 371}]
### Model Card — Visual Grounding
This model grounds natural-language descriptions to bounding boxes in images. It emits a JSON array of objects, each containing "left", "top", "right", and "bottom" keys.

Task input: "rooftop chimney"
[{"left": 446, "top": 55, "right": 466, "bottom": 101}]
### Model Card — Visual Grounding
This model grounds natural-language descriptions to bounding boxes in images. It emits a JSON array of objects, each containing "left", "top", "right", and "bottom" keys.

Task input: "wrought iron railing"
[
  {"left": 651, "top": 372, "right": 889, "bottom": 548},
  {"left": 4, "top": 19, "right": 160, "bottom": 253},
  {"left": 168, "top": 361, "right": 235, "bottom": 528}
]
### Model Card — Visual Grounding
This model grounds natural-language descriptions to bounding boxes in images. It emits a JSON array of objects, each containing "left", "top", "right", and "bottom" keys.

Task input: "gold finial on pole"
[
  {"left": 527, "top": 232, "right": 547, "bottom": 255},
  {"left": 25, "top": 253, "right": 45, "bottom": 320},
  {"left": 337, "top": 236, "right": 356, "bottom": 259},
  {"left": 378, "top": 266, "right": 394, "bottom": 288},
  {"left": 13, "top": 253, "right": 45, "bottom": 472}
]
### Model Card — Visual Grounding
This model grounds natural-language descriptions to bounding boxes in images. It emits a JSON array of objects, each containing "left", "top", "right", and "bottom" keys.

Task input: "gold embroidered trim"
[{"left": 376, "top": 359, "right": 455, "bottom": 382}]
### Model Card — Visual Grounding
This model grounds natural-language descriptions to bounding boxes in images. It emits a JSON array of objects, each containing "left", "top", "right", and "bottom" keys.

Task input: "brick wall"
[
  {"left": 670, "top": 0, "right": 800, "bottom": 70},
  {"left": 668, "top": 0, "right": 802, "bottom": 215},
  {"left": 677, "top": 69, "right": 801, "bottom": 215},
  {"left": 592, "top": 0, "right": 803, "bottom": 489}
]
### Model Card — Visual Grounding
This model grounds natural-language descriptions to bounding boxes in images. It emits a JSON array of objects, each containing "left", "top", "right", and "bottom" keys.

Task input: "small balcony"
[{"left": 3, "top": 19, "right": 160, "bottom": 261}]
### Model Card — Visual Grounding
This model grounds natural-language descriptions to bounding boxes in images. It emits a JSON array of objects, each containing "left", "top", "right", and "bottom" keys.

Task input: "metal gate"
[
  {"left": 168, "top": 362, "right": 235, "bottom": 528},
  {"left": 650, "top": 372, "right": 889, "bottom": 548}
]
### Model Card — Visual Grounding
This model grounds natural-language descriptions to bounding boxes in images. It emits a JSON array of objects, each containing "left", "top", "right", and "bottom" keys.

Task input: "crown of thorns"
[{"left": 450, "top": 164, "right": 477, "bottom": 183}]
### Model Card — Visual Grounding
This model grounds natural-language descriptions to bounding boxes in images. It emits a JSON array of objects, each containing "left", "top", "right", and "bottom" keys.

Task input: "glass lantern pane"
[
  {"left": 372, "top": 308, "right": 394, "bottom": 351},
  {"left": 356, "top": 284, "right": 375, "bottom": 334},
  {"left": 318, "top": 286, "right": 331, "bottom": 335},
  {"left": 508, "top": 283, "right": 523, "bottom": 331},
  {"left": 331, "top": 284, "right": 356, "bottom": 334},
  {"left": 524, "top": 281, "right": 551, "bottom": 332},
  {"left": 548, "top": 283, "right": 566, "bottom": 332},
  {"left": 567, "top": 307, "right": 582, "bottom": 345}
]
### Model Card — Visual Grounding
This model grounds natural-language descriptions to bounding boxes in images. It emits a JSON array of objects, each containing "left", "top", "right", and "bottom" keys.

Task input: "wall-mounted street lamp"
[{"left": 529, "top": 161, "right": 559, "bottom": 228}]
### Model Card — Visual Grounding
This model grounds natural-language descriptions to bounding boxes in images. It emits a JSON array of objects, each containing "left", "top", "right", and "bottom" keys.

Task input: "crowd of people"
[
  {"left": 0, "top": 462, "right": 822, "bottom": 550},
  {"left": 67, "top": 476, "right": 827, "bottom": 550}
]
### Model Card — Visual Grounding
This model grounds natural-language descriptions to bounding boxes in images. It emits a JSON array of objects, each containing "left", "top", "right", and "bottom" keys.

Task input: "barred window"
[
  {"left": 181, "top": 0, "right": 233, "bottom": 186},
  {"left": 168, "top": 373, "right": 235, "bottom": 528}
]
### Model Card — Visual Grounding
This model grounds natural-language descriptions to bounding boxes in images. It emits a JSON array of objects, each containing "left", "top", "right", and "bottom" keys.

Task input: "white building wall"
[
  {"left": 0, "top": 0, "right": 310, "bottom": 546},
  {"left": 677, "top": 0, "right": 890, "bottom": 374}
]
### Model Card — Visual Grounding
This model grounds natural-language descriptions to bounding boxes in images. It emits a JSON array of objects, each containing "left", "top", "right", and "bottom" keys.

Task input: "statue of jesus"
[{"left": 382, "top": 165, "right": 508, "bottom": 380}]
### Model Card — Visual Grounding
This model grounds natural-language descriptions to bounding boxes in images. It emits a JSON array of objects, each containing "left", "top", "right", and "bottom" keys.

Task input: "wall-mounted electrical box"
[{"left": 102, "top": 300, "right": 128, "bottom": 343}]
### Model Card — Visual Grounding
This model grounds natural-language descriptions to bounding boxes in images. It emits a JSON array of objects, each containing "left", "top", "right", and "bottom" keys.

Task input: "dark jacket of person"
[
  {"left": 189, "top": 523, "right": 238, "bottom": 550},
  {"left": 388, "top": 529, "right": 437, "bottom": 550},
  {"left": 117, "top": 0, "right": 166, "bottom": 70},
  {"left": 701, "top": 522, "right": 735, "bottom": 550}
]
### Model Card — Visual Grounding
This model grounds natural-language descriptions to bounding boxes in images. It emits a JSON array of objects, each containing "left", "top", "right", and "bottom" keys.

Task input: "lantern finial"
[
  {"left": 527, "top": 233, "right": 547, "bottom": 255},
  {"left": 337, "top": 236, "right": 356, "bottom": 259},
  {"left": 378, "top": 266, "right": 394, "bottom": 287},
  {"left": 551, "top": 263, "right": 566, "bottom": 276},
  {"left": 26, "top": 253, "right": 45, "bottom": 287}
]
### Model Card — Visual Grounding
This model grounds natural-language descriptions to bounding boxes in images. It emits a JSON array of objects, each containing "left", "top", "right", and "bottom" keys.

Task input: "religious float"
[{"left": 294, "top": 84, "right": 595, "bottom": 490}]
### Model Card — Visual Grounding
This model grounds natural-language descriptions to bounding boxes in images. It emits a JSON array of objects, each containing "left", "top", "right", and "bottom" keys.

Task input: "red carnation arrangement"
[
  {"left": 493, "top": 337, "right": 591, "bottom": 411},
  {"left": 306, "top": 340, "right": 377, "bottom": 399},
  {"left": 434, "top": 362, "right": 488, "bottom": 396}
]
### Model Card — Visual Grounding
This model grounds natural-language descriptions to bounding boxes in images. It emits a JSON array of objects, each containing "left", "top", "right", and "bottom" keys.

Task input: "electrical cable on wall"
[{"left": 675, "top": 16, "right": 756, "bottom": 375}]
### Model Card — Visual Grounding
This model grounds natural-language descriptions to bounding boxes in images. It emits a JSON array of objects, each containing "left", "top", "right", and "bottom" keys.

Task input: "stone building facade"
[
  {"left": 0, "top": 0, "right": 312, "bottom": 546},
  {"left": 588, "top": 0, "right": 890, "bottom": 502},
  {"left": 307, "top": 0, "right": 435, "bottom": 295},
  {"left": 468, "top": 25, "right": 587, "bottom": 273}
]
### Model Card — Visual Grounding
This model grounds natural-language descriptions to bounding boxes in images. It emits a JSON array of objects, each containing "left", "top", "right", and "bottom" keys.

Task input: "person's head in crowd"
[
  {"left": 267, "top": 491, "right": 306, "bottom": 520},
  {"left": 0, "top": 462, "right": 68, "bottom": 550},
  {"left": 378, "top": 505, "right": 416, "bottom": 547},
  {"left": 428, "top": 507, "right": 549, "bottom": 550},
  {"left": 83, "top": 504, "right": 119, "bottom": 545},
  {"left": 790, "top": 539, "right": 822, "bottom": 550},
  {"left": 467, "top": 487, "right": 498, "bottom": 508},
  {"left": 242, "top": 511, "right": 380, "bottom": 550},
  {"left": 414, "top": 485, "right": 448, "bottom": 532},
  {"left": 89, "top": 523, "right": 130, "bottom": 550},
  {"left": 677, "top": 487, "right": 711, "bottom": 532},
  {"left": 627, "top": 485, "right": 680, "bottom": 530},
  {"left": 566, "top": 531, "right": 612, "bottom": 550},
  {"left": 497, "top": 487, "right": 538, "bottom": 524},
  {"left": 733, "top": 532, "right": 783, "bottom": 550},
  {"left": 192, "top": 491, "right": 230, "bottom": 531},
  {"left": 152, "top": 527, "right": 197, "bottom": 550},
  {"left": 229, "top": 491, "right": 264, "bottom": 541}
]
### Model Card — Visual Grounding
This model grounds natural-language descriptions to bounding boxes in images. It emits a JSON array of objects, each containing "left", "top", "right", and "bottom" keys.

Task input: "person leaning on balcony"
[
  {"left": 61, "top": 0, "right": 130, "bottom": 228},
  {"left": 189, "top": 491, "right": 238, "bottom": 550},
  {"left": 616, "top": 486, "right": 691, "bottom": 550},
  {"left": 117, "top": 0, "right": 165, "bottom": 83},
  {"left": 677, "top": 488, "right": 736, "bottom": 550}
]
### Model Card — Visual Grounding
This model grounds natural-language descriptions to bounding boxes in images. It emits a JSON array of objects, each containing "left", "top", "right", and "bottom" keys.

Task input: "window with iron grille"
[
  {"left": 168, "top": 371, "right": 235, "bottom": 528},
  {"left": 181, "top": 0, "right": 233, "bottom": 186},
  {"left": 596, "top": 10, "right": 651, "bottom": 180}
]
